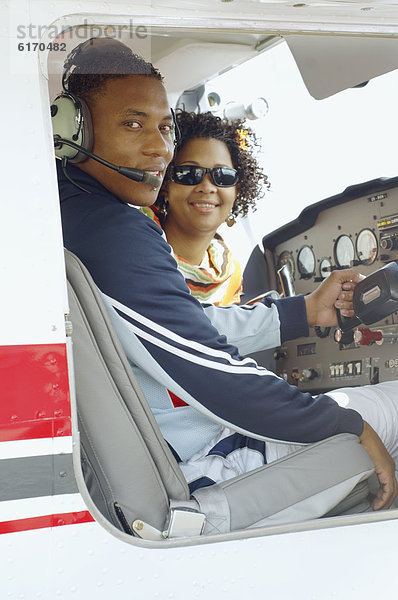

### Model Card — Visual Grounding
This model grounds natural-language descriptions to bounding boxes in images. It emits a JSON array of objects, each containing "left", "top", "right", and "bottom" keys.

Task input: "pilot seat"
[{"left": 65, "top": 249, "right": 375, "bottom": 541}]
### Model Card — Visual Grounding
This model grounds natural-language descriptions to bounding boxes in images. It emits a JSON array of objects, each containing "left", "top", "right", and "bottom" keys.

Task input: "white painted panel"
[
  {"left": 1, "top": 5, "right": 67, "bottom": 345},
  {"left": 2, "top": 517, "right": 398, "bottom": 598},
  {"left": 0, "top": 493, "right": 87, "bottom": 521},
  {"left": 0, "top": 436, "right": 73, "bottom": 460}
]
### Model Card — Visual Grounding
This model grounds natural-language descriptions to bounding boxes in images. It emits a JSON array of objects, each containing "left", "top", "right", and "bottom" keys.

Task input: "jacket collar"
[{"left": 56, "top": 159, "right": 120, "bottom": 203}]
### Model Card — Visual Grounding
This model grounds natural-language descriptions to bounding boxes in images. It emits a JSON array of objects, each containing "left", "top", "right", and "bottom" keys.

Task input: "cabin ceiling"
[{"left": 46, "top": 7, "right": 398, "bottom": 102}]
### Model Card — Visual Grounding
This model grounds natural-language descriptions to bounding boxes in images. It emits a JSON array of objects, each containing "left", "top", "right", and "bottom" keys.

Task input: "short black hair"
[
  {"left": 65, "top": 37, "right": 162, "bottom": 103},
  {"left": 157, "top": 111, "right": 269, "bottom": 218}
]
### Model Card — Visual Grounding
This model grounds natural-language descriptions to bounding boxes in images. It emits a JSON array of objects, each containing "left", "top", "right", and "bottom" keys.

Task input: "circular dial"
[
  {"left": 297, "top": 245, "right": 315, "bottom": 278},
  {"left": 356, "top": 228, "right": 378, "bottom": 265},
  {"left": 334, "top": 235, "right": 354, "bottom": 267},
  {"left": 277, "top": 250, "right": 295, "bottom": 279},
  {"left": 319, "top": 257, "right": 332, "bottom": 279}
]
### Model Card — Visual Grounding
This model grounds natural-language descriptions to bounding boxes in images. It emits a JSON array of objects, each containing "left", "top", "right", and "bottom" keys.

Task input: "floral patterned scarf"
[{"left": 141, "top": 206, "right": 242, "bottom": 305}]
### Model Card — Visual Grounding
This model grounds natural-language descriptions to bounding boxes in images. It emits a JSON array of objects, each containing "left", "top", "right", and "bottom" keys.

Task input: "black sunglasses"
[{"left": 171, "top": 165, "right": 239, "bottom": 188}]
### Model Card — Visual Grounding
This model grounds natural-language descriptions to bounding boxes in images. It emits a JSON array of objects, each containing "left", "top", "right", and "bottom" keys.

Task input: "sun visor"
[{"left": 285, "top": 35, "right": 398, "bottom": 100}]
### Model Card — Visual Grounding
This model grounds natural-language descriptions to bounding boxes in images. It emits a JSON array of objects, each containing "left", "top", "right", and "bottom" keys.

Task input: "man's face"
[{"left": 79, "top": 75, "right": 174, "bottom": 206}]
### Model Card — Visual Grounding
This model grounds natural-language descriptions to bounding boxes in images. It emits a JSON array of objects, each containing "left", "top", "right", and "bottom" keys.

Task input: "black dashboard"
[{"left": 244, "top": 176, "right": 398, "bottom": 393}]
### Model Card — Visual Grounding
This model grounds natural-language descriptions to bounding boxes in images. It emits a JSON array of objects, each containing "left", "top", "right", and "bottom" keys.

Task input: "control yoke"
[{"left": 338, "top": 261, "right": 398, "bottom": 333}]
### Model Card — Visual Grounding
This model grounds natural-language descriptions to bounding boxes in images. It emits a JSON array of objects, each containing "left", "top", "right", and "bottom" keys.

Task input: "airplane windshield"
[{"left": 209, "top": 41, "right": 398, "bottom": 266}]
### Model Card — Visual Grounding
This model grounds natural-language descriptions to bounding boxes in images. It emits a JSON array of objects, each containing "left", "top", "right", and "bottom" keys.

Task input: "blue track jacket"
[{"left": 57, "top": 162, "right": 363, "bottom": 461}]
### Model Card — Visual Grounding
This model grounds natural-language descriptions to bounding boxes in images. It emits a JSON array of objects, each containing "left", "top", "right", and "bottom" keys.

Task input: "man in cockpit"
[{"left": 56, "top": 38, "right": 398, "bottom": 519}]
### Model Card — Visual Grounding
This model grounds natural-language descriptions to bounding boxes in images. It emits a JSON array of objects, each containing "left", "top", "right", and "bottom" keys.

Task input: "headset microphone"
[{"left": 54, "top": 136, "right": 162, "bottom": 189}]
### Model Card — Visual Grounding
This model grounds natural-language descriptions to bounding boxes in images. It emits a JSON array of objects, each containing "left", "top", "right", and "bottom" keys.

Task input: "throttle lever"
[{"left": 277, "top": 264, "right": 295, "bottom": 297}]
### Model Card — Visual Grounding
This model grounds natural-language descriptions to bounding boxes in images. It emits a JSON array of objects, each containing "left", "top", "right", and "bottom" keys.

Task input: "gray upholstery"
[
  {"left": 196, "top": 434, "right": 374, "bottom": 532},
  {"left": 66, "top": 250, "right": 189, "bottom": 533},
  {"left": 65, "top": 249, "right": 375, "bottom": 537}
]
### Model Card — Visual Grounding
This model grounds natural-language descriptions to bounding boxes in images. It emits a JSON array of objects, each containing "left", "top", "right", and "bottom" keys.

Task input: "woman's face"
[{"left": 164, "top": 138, "right": 237, "bottom": 235}]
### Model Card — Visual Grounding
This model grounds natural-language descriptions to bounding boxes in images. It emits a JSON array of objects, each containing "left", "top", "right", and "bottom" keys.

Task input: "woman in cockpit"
[{"left": 143, "top": 111, "right": 269, "bottom": 305}]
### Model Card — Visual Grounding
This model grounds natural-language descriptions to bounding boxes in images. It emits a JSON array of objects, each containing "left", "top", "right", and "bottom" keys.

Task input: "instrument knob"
[
  {"left": 301, "top": 368, "right": 318, "bottom": 381},
  {"left": 353, "top": 328, "right": 383, "bottom": 346},
  {"left": 380, "top": 236, "right": 394, "bottom": 250}
]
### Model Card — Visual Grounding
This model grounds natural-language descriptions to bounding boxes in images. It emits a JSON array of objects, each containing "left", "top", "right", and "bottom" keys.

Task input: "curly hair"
[
  {"left": 65, "top": 38, "right": 162, "bottom": 102},
  {"left": 157, "top": 111, "right": 269, "bottom": 218}
]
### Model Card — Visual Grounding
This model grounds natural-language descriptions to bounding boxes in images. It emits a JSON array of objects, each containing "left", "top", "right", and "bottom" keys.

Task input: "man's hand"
[
  {"left": 360, "top": 421, "right": 398, "bottom": 510},
  {"left": 304, "top": 269, "right": 364, "bottom": 327}
]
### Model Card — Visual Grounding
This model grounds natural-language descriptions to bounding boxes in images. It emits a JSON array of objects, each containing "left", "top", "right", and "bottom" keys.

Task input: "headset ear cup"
[
  {"left": 171, "top": 108, "right": 180, "bottom": 146},
  {"left": 51, "top": 93, "right": 93, "bottom": 163},
  {"left": 70, "top": 97, "right": 93, "bottom": 164}
]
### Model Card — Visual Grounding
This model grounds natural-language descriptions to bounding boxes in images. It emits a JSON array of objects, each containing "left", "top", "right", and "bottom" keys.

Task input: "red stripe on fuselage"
[
  {"left": 0, "top": 344, "right": 71, "bottom": 442},
  {"left": 0, "top": 511, "right": 95, "bottom": 535}
]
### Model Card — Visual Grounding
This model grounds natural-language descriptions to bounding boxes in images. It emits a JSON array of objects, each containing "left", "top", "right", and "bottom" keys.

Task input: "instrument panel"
[{"left": 262, "top": 177, "right": 398, "bottom": 393}]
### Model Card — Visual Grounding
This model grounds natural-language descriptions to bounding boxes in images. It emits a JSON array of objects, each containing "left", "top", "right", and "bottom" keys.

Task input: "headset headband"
[{"left": 62, "top": 37, "right": 150, "bottom": 91}]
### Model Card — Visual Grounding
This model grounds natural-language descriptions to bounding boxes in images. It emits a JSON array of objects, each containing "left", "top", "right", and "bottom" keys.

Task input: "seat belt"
[{"left": 132, "top": 499, "right": 206, "bottom": 540}]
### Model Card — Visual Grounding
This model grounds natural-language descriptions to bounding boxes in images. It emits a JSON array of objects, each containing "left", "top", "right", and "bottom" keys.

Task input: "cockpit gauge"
[
  {"left": 334, "top": 235, "right": 354, "bottom": 267},
  {"left": 319, "top": 257, "right": 332, "bottom": 279},
  {"left": 297, "top": 245, "right": 315, "bottom": 278},
  {"left": 356, "top": 228, "right": 378, "bottom": 265},
  {"left": 277, "top": 250, "right": 295, "bottom": 279}
]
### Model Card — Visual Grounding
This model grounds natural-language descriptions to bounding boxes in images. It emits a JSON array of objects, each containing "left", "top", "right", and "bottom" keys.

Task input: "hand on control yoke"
[{"left": 304, "top": 269, "right": 364, "bottom": 328}]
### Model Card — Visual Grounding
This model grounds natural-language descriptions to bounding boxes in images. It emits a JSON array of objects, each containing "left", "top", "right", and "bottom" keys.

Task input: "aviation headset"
[{"left": 51, "top": 38, "right": 179, "bottom": 164}]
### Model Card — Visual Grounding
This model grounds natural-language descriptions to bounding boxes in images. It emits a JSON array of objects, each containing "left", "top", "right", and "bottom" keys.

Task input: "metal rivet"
[{"left": 134, "top": 521, "right": 144, "bottom": 531}]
